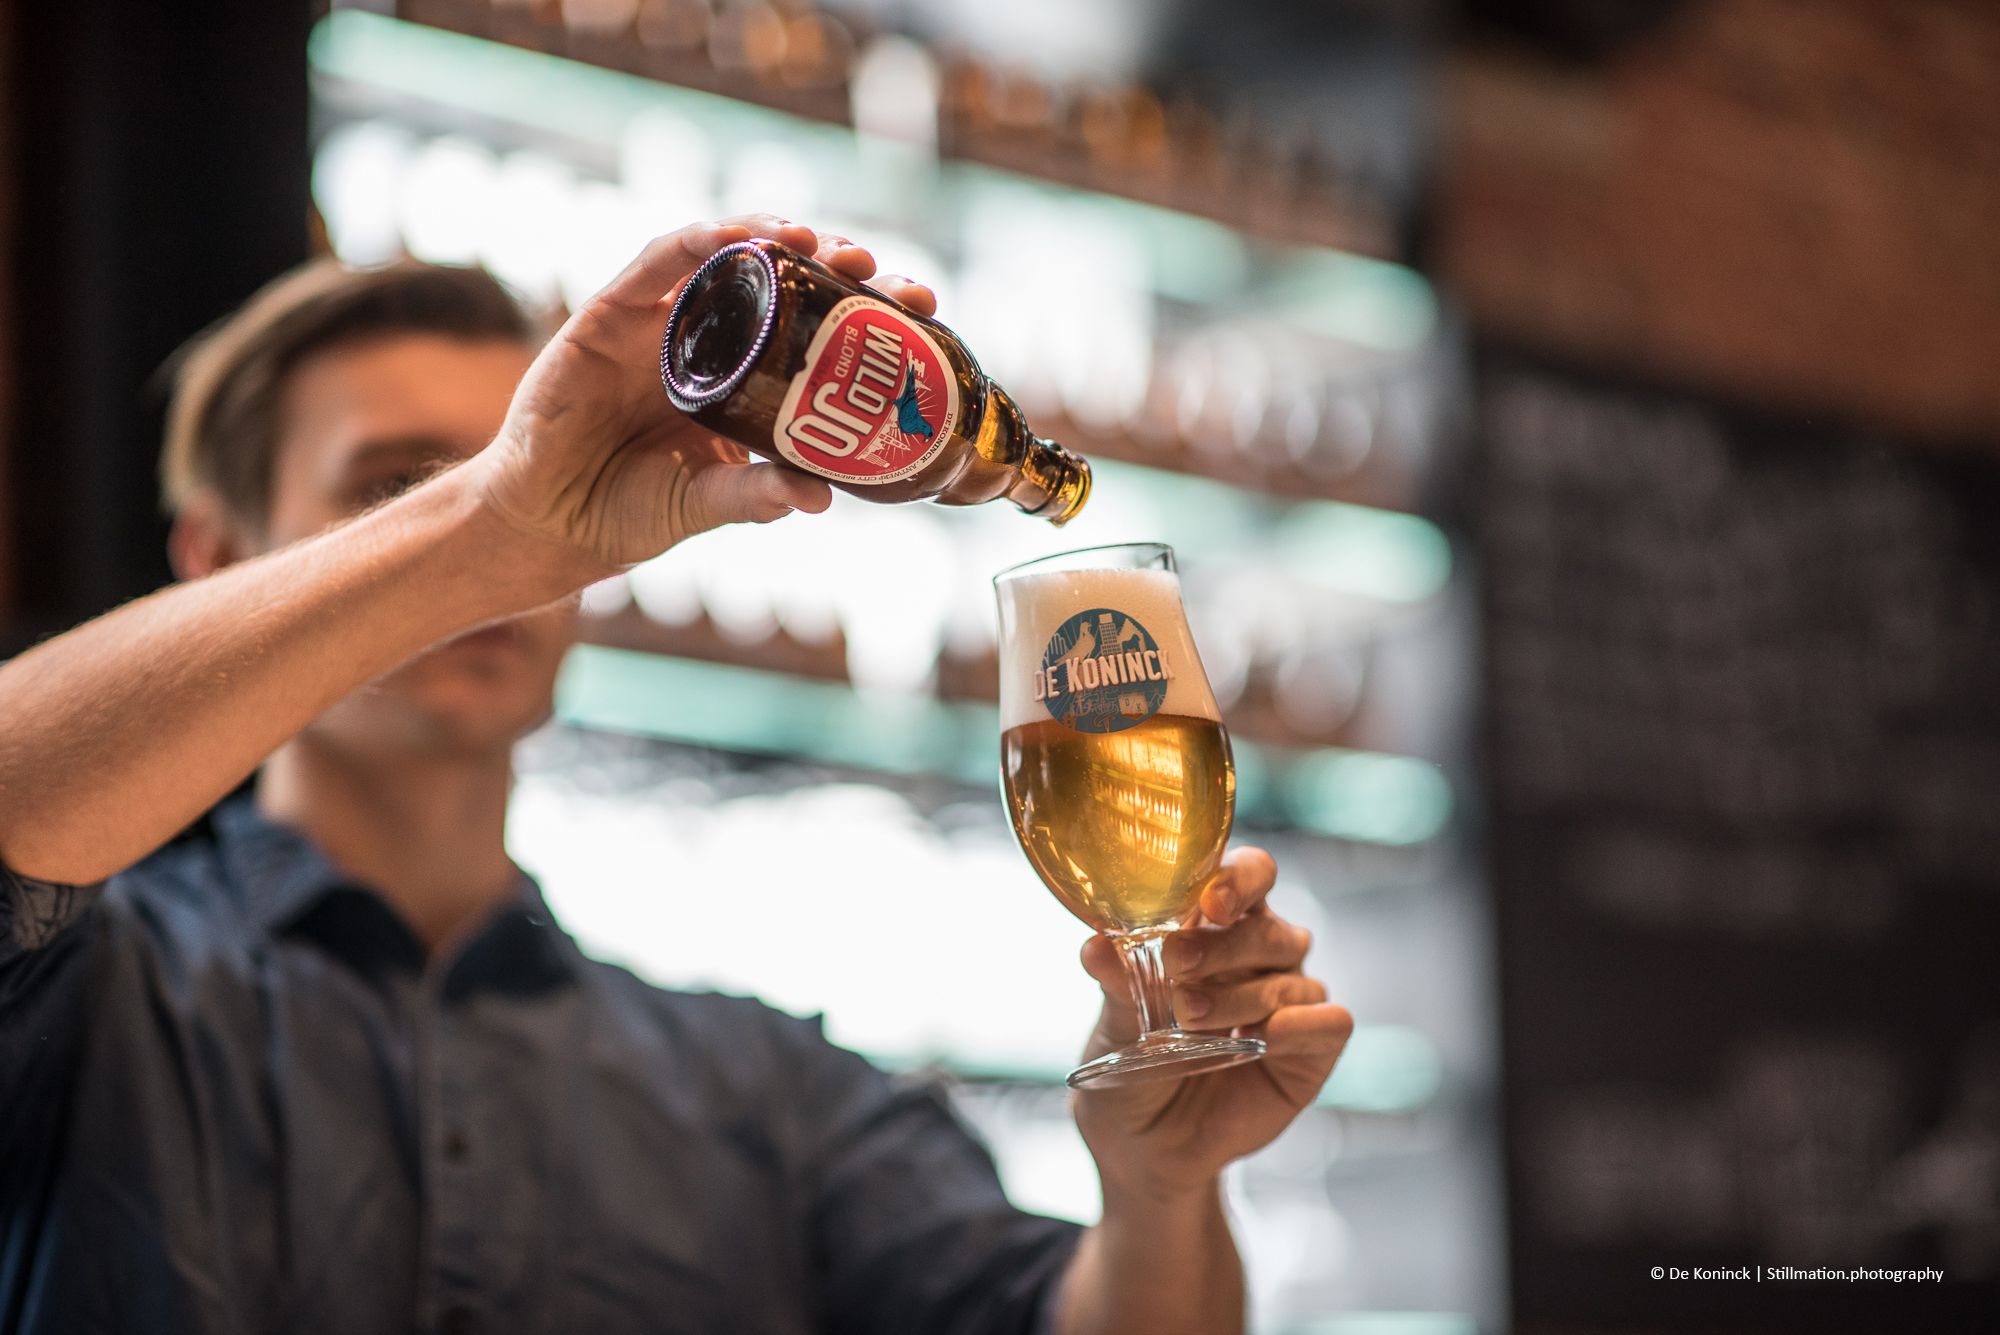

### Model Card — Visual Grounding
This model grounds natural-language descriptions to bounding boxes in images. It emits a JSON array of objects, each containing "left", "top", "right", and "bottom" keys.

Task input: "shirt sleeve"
[
  {"left": 0, "top": 861, "right": 104, "bottom": 1154},
  {"left": 0, "top": 861, "right": 102, "bottom": 957},
  {"left": 782, "top": 1019, "right": 1084, "bottom": 1335}
]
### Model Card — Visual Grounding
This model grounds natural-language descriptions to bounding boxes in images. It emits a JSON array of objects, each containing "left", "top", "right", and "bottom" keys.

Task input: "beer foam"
[{"left": 997, "top": 566, "right": 1222, "bottom": 731}]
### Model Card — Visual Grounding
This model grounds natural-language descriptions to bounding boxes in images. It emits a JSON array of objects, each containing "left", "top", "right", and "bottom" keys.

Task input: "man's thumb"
[{"left": 677, "top": 460, "right": 832, "bottom": 537}]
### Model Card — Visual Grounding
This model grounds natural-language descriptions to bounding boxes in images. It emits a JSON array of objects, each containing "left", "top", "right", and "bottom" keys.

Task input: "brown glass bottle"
[{"left": 660, "top": 239, "right": 1090, "bottom": 524}]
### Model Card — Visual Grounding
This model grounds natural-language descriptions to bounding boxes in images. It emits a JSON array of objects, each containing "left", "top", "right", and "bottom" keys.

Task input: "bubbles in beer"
[
  {"left": 1002, "top": 714, "right": 1234, "bottom": 933},
  {"left": 998, "top": 566, "right": 1232, "bottom": 933}
]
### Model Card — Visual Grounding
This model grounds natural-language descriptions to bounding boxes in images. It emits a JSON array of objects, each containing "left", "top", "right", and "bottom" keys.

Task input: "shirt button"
[
  {"left": 439, "top": 1304, "right": 475, "bottom": 1335},
  {"left": 442, "top": 1128, "right": 469, "bottom": 1162}
]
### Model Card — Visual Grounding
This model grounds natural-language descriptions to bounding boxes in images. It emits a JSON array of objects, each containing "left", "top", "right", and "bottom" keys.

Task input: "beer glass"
[{"left": 995, "top": 542, "right": 1266, "bottom": 1088}]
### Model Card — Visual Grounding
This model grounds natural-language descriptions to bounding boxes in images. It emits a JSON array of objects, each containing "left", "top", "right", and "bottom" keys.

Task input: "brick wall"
[{"left": 1439, "top": 0, "right": 2000, "bottom": 444}]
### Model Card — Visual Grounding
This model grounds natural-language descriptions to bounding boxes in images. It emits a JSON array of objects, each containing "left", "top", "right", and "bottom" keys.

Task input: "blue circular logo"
[{"left": 1038, "top": 607, "right": 1170, "bottom": 733}]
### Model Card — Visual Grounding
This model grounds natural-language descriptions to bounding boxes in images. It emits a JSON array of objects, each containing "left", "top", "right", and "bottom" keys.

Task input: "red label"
[{"left": 772, "top": 296, "right": 959, "bottom": 485}]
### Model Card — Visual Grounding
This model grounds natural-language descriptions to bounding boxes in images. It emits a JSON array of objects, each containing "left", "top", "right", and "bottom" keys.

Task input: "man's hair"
[{"left": 161, "top": 259, "right": 535, "bottom": 526}]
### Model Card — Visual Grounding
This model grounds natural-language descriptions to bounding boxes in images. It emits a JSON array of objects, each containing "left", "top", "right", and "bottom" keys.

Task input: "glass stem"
[{"left": 1115, "top": 931, "right": 1179, "bottom": 1039}]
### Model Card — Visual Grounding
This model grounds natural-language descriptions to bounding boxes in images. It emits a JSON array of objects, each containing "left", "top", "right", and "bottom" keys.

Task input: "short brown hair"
[{"left": 161, "top": 259, "right": 535, "bottom": 526}]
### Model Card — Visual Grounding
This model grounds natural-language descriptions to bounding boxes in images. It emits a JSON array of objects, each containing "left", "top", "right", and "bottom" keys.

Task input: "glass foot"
[{"left": 1066, "top": 1031, "right": 1266, "bottom": 1089}]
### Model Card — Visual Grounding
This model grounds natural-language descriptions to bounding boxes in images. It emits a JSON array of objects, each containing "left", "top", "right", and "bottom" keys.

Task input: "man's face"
[{"left": 260, "top": 333, "right": 573, "bottom": 760}]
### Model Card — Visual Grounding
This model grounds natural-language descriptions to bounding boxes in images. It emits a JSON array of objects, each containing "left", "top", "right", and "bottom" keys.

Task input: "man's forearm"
[
  {"left": 0, "top": 466, "right": 588, "bottom": 885},
  {"left": 1055, "top": 1181, "right": 1244, "bottom": 1335}
]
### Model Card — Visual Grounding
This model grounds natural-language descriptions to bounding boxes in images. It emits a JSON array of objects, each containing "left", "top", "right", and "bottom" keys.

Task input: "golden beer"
[{"left": 1002, "top": 714, "right": 1235, "bottom": 934}]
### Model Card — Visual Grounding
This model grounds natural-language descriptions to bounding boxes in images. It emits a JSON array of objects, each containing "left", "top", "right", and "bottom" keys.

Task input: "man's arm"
[
  {"left": 1054, "top": 1183, "right": 1243, "bottom": 1335},
  {"left": 0, "top": 215, "right": 910, "bottom": 888},
  {"left": 0, "top": 474, "right": 582, "bottom": 884},
  {"left": 1054, "top": 848, "right": 1354, "bottom": 1335}
]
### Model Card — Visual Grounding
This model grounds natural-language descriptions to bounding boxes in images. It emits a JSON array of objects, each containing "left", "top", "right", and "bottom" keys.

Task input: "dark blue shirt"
[{"left": 0, "top": 798, "right": 1079, "bottom": 1334}]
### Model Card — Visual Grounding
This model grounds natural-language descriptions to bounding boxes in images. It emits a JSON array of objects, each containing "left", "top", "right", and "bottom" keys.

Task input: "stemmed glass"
[{"left": 995, "top": 542, "right": 1266, "bottom": 1088}]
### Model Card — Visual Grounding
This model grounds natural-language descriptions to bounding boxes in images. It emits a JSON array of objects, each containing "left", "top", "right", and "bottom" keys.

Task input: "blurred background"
[{"left": 1, "top": 1, "right": 1995, "bottom": 1331}]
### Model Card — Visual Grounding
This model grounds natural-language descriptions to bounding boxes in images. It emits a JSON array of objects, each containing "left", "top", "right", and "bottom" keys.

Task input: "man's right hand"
[{"left": 470, "top": 214, "right": 938, "bottom": 584}]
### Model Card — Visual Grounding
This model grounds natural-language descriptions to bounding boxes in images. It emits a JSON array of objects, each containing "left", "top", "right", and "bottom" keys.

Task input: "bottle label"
[
  {"left": 772, "top": 296, "right": 961, "bottom": 485},
  {"left": 1036, "top": 607, "right": 1172, "bottom": 733}
]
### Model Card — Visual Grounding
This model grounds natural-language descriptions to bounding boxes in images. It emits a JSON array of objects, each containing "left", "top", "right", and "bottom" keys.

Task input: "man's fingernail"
[
  {"left": 1210, "top": 886, "right": 1239, "bottom": 919},
  {"left": 1171, "top": 938, "right": 1202, "bottom": 974},
  {"left": 1180, "top": 989, "right": 1210, "bottom": 1020}
]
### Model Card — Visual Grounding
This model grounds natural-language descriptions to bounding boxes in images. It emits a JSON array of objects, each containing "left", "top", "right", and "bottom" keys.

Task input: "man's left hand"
[{"left": 1072, "top": 847, "right": 1351, "bottom": 1204}]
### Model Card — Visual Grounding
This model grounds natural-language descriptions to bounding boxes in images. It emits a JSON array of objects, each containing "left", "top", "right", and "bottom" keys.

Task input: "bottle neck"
[
  {"left": 978, "top": 383, "right": 1091, "bottom": 525},
  {"left": 1003, "top": 434, "right": 1092, "bottom": 525}
]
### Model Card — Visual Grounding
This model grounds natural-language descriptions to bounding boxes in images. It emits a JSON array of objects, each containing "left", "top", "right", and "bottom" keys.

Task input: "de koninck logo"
[{"left": 1037, "top": 607, "right": 1172, "bottom": 734}]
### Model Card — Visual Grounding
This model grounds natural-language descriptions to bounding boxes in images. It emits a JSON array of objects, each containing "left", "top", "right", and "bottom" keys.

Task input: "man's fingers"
[
  {"left": 596, "top": 222, "right": 745, "bottom": 312},
  {"left": 803, "top": 233, "right": 938, "bottom": 315},
  {"left": 1261, "top": 1001, "right": 1354, "bottom": 1057},
  {"left": 868, "top": 276, "right": 939, "bottom": 318},
  {"left": 1197, "top": 846, "right": 1278, "bottom": 925},
  {"left": 1079, "top": 936, "right": 1140, "bottom": 1028},
  {"left": 817, "top": 234, "right": 878, "bottom": 281},
  {"left": 1176, "top": 971, "right": 1326, "bottom": 1031},
  {"left": 761, "top": 218, "right": 824, "bottom": 259},
  {"left": 595, "top": 214, "right": 821, "bottom": 311},
  {"left": 677, "top": 459, "right": 832, "bottom": 535},
  {"left": 593, "top": 217, "right": 941, "bottom": 336},
  {"left": 1080, "top": 935, "right": 1125, "bottom": 990},
  {"left": 1255, "top": 1002, "right": 1354, "bottom": 1106},
  {"left": 1167, "top": 912, "right": 1310, "bottom": 982}
]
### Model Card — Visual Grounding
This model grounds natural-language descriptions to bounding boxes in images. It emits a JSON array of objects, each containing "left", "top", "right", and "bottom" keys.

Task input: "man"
[{"left": 0, "top": 216, "right": 1351, "bottom": 1334}]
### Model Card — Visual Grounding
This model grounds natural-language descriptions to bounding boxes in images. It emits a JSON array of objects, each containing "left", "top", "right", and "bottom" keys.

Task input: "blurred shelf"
[
  {"left": 390, "top": 0, "right": 1397, "bottom": 260},
  {"left": 313, "top": 9, "right": 1445, "bottom": 514},
  {"left": 316, "top": 0, "right": 1465, "bottom": 833},
  {"left": 583, "top": 604, "right": 1387, "bottom": 756},
  {"left": 583, "top": 606, "right": 851, "bottom": 685},
  {"left": 573, "top": 452, "right": 1455, "bottom": 761},
  {"left": 1032, "top": 405, "right": 1421, "bottom": 518},
  {"left": 939, "top": 120, "right": 1394, "bottom": 263},
  {"left": 555, "top": 643, "right": 1454, "bottom": 847}
]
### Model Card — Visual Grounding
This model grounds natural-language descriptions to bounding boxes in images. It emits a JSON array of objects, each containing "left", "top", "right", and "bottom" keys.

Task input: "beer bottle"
[{"left": 660, "top": 239, "right": 1090, "bottom": 524}]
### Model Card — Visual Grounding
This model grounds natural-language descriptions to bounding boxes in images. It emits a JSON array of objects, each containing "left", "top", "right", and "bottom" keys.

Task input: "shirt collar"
[
  {"left": 210, "top": 794, "right": 579, "bottom": 989},
  {"left": 211, "top": 794, "right": 352, "bottom": 935}
]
